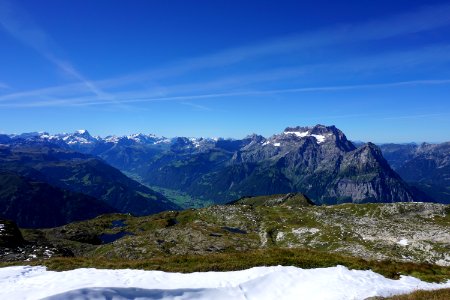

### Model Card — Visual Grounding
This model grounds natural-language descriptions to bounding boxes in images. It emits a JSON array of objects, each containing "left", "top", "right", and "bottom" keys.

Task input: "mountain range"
[{"left": 1, "top": 124, "right": 448, "bottom": 228}]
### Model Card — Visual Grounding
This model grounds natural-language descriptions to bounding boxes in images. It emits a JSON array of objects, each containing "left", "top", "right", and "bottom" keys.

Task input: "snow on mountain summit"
[
  {"left": 282, "top": 125, "right": 337, "bottom": 144},
  {"left": 5, "top": 125, "right": 355, "bottom": 150},
  {"left": 62, "top": 130, "right": 97, "bottom": 145}
]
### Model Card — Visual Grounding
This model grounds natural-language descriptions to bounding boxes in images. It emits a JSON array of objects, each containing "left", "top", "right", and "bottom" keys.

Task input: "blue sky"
[{"left": 0, "top": 0, "right": 449, "bottom": 142}]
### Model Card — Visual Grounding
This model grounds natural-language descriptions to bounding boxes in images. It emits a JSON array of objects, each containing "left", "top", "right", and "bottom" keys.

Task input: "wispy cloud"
[
  {"left": 84, "top": 79, "right": 450, "bottom": 106},
  {"left": 0, "top": 0, "right": 112, "bottom": 101},
  {"left": 2, "top": 42, "right": 450, "bottom": 108},
  {"left": 382, "top": 113, "right": 450, "bottom": 120},
  {"left": 0, "top": 82, "right": 9, "bottom": 89},
  {"left": 73, "top": 2, "right": 450, "bottom": 91},
  {"left": 10, "top": 39, "right": 450, "bottom": 108},
  {"left": 1, "top": 2, "right": 450, "bottom": 108},
  {"left": 2, "top": 78, "right": 450, "bottom": 108},
  {"left": 180, "top": 102, "right": 211, "bottom": 111}
]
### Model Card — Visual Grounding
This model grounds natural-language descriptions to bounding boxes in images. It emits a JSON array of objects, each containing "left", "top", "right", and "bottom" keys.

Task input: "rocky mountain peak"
[
  {"left": 245, "top": 134, "right": 265, "bottom": 142},
  {"left": 75, "top": 129, "right": 89, "bottom": 135},
  {"left": 276, "top": 124, "right": 355, "bottom": 151},
  {"left": 62, "top": 130, "right": 97, "bottom": 145}
]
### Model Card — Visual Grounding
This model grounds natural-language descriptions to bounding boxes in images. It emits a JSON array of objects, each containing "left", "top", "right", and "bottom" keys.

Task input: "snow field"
[{"left": 0, "top": 265, "right": 449, "bottom": 300}]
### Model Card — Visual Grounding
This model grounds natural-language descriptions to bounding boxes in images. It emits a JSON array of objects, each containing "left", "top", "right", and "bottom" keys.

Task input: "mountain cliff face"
[
  {"left": 136, "top": 125, "right": 417, "bottom": 204},
  {"left": 380, "top": 142, "right": 450, "bottom": 203}
]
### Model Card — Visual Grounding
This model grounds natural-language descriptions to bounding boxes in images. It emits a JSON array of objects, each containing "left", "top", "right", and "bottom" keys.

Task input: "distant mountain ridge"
[
  {"left": 3, "top": 125, "right": 446, "bottom": 205},
  {"left": 1, "top": 125, "right": 423, "bottom": 205}
]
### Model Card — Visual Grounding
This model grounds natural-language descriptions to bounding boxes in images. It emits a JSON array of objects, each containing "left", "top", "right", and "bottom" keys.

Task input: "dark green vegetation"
[
  {"left": 2, "top": 248, "right": 449, "bottom": 283},
  {"left": 0, "top": 143, "right": 179, "bottom": 228},
  {"left": 383, "top": 288, "right": 450, "bottom": 300},
  {"left": 380, "top": 142, "right": 450, "bottom": 204},
  {"left": 230, "top": 193, "right": 315, "bottom": 207},
  {"left": 0, "top": 171, "right": 115, "bottom": 227},
  {"left": 149, "top": 185, "right": 214, "bottom": 209}
]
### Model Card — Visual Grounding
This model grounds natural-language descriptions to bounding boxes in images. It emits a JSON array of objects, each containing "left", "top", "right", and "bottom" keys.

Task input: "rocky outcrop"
[
  {"left": 0, "top": 219, "right": 25, "bottom": 248},
  {"left": 0, "top": 219, "right": 73, "bottom": 262}
]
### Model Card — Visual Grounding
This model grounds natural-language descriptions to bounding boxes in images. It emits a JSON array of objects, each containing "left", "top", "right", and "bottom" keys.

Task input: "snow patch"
[
  {"left": 1, "top": 265, "right": 449, "bottom": 300},
  {"left": 311, "top": 134, "right": 325, "bottom": 143},
  {"left": 154, "top": 138, "right": 171, "bottom": 144},
  {"left": 104, "top": 135, "right": 119, "bottom": 143},
  {"left": 398, "top": 239, "right": 409, "bottom": 246},
  {"left": 189, "top": 138, "right": 201, "bottom": 148},
  {"left": 284, "top": 131, "right": 330, "bottom": 144},
  {"left": 262, "top": 141, "right": 281, "bottom": 147},
  {"left": 284, "top": 131, "right": 309, "bottom": 138}
]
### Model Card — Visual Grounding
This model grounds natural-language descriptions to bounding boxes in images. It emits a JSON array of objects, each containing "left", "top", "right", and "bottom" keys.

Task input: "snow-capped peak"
[
  {"left": 282, "top": 126, "right": 332, "bottom": 144},
  {"left": 284, "top": 130, "right": 310, "bottom": 138},
  {"left": 76, "top": 129, "right": 88, "bottom": 135},
  {"left": 61, "top": 130, "right": 97, "bottom": 145}
]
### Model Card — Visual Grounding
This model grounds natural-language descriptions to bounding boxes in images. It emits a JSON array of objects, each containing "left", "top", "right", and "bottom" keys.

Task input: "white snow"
[
  {"left": 1, "top": 265, "right": 449, "bottom": 300},
  {"left": 283, "top": 131, "right": 329, "bottom": 143},
  {"left": 311, "top": 134, "right": 326, "bottom": 143},
  {"left": 398, "top": 239, "right": 409, "bottom": 246},
  {"left": 154, "top": 139, "right": 171, "bottom": 144},
  {"left": 104, "top": 135, "right": 120, "bottom": 143},
  {"left": 284, "top": 130, "right": 309, "bottom": 138},
  {"left": 189, "top": 138, "right": 201, "bottom": 148},
  {"left": 262, "top": 141, "right": 281, "bottom": 147}
]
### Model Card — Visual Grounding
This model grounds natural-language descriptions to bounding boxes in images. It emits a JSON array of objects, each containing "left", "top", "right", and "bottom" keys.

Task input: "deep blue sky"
[{"left": 0, "top": 0, "right": 450, "bottom": 142}]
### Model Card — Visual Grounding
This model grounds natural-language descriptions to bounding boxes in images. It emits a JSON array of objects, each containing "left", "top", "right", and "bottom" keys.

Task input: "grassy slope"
[
  {"left": 7, "top": 198, "right": 447, "bottom": 283},
  {"left": 385, "top": 288, "right": 450, "bottom": 300},
  {"left": 60, "top": 201, "right": 449, "bottom": 266},
  {"left": 2, "top": 248, "right": 449, "bottom": 283},
  {"left": 149, "top": 185, "right": 214, "bottom": 209}
]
